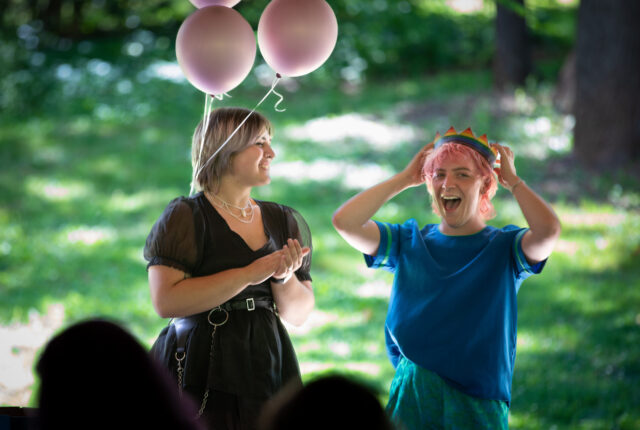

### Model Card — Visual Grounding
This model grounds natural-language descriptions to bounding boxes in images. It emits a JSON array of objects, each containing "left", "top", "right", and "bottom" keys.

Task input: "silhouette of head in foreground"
[
  {"left": 258, "top": 374, "right": 395, "bottom": 430},
  {"left": 35, "top": 318, "right": 204, "bottom": 430}
]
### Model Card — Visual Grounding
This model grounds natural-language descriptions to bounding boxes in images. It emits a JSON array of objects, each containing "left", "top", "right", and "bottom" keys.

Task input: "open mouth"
[{"left": 441, "top": 196, "right": 461, "bottom": 211}]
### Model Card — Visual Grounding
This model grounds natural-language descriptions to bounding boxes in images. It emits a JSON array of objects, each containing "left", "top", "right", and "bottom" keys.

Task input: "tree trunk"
[
  {"left": 574, "top": 0, "right": 640, "bottom": 167},
  {"left": 0, "top": 0, "right": 7, "bottom": 33},
  {"left": 40, "top": 0, "right": 63, "bottom": 34},
  {"left": 70, "top": 0, "right": 86, "bottom": 36},
  {"left": 493, "top": 0, "right": 531, "bottom": 91},
  {"left": 552, "top": 50, "right": 576, "bottom": 115}
]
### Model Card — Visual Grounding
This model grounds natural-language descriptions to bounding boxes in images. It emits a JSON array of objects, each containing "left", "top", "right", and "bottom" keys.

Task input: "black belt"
[
  {"left": 174, "top": 296, "right": 276, "bottom": 329},
  {"left": 173, "top": 297, "right": 277, "bottom": 356},
  {"left": 219, "top": 297, "right": 277, "bottom": 313}
]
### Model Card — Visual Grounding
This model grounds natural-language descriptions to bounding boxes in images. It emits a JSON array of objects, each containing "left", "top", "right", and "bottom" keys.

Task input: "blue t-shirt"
[{"left": 365, "top": 220, "right": 545, "bottom": 403}]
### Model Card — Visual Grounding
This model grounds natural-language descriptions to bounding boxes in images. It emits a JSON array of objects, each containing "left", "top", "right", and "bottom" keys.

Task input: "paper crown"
[{"left": 432, "top": 127, "right": 497, "bottom": 164}]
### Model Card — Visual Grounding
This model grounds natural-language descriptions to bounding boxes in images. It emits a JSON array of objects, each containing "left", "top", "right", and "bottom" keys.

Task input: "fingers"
[
  {"left": 273, "top": 253, "right": 289, "bottom": 279},
  {"left": 271, "top": 239, "right": 309, "bottom": 283},
  {"left": 284, "top": 239, "right": 305, "bottom": 271},
  {"left": 491, "top": 143, "right": 514, "bottom": 160},
  {"left": 421, "top": 142, "right": 434, "bottom": 161},
  {"left": 248, "top": 252, "right": 281, "bottom": 284},
  {"left": 282, "top": 244, "right": 294, "bottom": 271},
  {"left": 490, "top": 143, "right": 520, "bottom": 188},
  {"left": 493, "top": 167, "right": 508, "bottom": 187},
  {"left": 421, "top": 142, "right": 434, "bottom": 156}
]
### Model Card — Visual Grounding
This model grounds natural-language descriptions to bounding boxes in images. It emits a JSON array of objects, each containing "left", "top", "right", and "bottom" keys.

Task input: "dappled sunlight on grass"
[
  {"left": 343, "top": 362, "right": 382, "bottom": 375},
  {"left": 503, "top": 105, "right": 575, "bottom": 160},
  {"left": 329, "top": 341, "right": 351, "bottom": 357},
  {"left": 271, "top": 159, "right": 393, "bottom": 189},
  {"left": 2, "top": 64, "right": 639, "bottom": 426},
  {"left": 552, "top": 206, "right": 638, "bottom": 271},
  {"left": 107, "top": 190, "right": 174, "bottom": 214},
  {"left": 282, "top": 112, "right": 420, "bottom": 149},
  {"left": 284, "top": 309, "right": 339, "bottom": 336},
  {"left": 356, "top": 281, "right": 392, "bottom": 299},
  {"left": 62, "top": 225, "right": 116, "bottom": 246},
  {"left": 516, "top": 325, "right": 579, "bottom": 353},
  {"left": 25, "top": 177, "right": 92, "bottom": 202}
]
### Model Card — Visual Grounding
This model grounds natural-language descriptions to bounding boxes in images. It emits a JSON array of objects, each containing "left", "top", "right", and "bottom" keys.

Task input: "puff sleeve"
[
  {"left": 282, "top": 206, "right": 313, "bottom": 282},
  {"left": 143, "top": 197, "right": 201, "bottom": 275}
]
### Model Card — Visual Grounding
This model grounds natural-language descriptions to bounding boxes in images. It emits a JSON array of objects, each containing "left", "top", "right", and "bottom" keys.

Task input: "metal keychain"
[{"left": 195, "top": 306, "right": 229, "bottom": 418}]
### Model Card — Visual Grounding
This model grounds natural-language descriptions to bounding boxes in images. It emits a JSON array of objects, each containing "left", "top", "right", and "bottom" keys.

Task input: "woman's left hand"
[
  {"left": 272, "top": 239, "right": 310, "bottom": 283},
  {"left": 491, "top": 143, "right": 521, "bottom": 190}
]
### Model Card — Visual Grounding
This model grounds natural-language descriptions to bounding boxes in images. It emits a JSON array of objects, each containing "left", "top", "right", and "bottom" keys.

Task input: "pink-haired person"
[{"left": 332, "top": 128, "right": 561, "bottom": 429}]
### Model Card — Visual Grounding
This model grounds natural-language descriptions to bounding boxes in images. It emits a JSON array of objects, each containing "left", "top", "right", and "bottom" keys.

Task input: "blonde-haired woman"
[{"left": 144, "top": 107, "right": 314, "bottom": 430}]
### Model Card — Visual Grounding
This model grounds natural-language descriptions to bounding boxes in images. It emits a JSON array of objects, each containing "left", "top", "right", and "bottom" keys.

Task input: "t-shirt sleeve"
[
  {"left": 363, "top": 221, "right": 401, "bottom": 273},
  {"left": 282, "top": 206, "right": 313, "bottom": 282},
  {"left": 385, "top": 326, "right": 402, "bottom": 369},
  {"left": 143, "top": 197, "right": 200, "bottom": 274},
  {"left": 512, "top": 227, "right": 546, "bottom": 280}
]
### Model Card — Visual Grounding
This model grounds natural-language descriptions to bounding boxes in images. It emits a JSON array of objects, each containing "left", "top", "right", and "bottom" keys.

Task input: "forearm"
[
  {"left": 512, "top": 180, "right": 560, "bottom": 236},
  {"left": 334, "top": 174, "right": 410, "bottom": 228},
  {"left": 332, "top": 173, "right": 410, "bottom": 254},
  {"left": 271, "top": 278, "right": 314, "bottom": 326},
  {"left": 511, "top": 180, "right": 561, "bottom": 262},
  {"left": 150, "top": 266, "right": 255, "bottom": 318}
]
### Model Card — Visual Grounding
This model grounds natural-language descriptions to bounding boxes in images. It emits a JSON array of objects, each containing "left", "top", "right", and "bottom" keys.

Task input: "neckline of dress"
[{"left": 200, "top": 192, "right": 271, "bottom": 253}]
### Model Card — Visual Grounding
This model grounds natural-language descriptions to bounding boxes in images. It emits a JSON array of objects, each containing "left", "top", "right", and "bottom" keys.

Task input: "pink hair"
[{"left": 422, "top": 142, "right": 498, "bottom": 220}]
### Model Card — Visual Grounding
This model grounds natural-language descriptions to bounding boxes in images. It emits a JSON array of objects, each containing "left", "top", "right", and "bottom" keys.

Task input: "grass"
[{"left": 1, "top": 41, "right": 639, "bottom": 428}]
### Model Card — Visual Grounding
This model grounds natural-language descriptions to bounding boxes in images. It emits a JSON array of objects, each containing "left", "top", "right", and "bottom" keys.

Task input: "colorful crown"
[{"left": 432, "top": 127, "right": 497, "bottom": 164}]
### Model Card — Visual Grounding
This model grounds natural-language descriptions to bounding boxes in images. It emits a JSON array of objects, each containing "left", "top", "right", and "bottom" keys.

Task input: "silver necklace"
[{"left": 208, "top": 193, "right": 255, "bottom": 224}]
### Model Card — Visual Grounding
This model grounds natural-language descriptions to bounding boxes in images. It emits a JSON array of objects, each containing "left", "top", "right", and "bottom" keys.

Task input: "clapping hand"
[{"left": 272, "top": 239, "right": 310, "bottom": 284}]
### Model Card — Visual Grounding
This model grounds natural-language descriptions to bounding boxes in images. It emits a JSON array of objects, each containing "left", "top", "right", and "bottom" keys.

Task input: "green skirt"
[{"left": 386, "top": 356, "right": 509, "bottom": 430}]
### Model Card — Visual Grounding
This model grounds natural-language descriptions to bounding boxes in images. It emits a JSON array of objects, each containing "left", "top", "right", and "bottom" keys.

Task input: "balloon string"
[
  {"left": 191, "top": 75, "right": 285, "bottom": 192},
  {"left": 272, "top": 87, "right": 286, "bottom": 112},
  {"left": 190, "top": 94, "right": 214, "bottom": 196}
]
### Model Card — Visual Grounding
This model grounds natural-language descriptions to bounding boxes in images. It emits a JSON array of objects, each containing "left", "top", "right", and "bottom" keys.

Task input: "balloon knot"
[{"left": 276, "top": 73, "right": 282, "bottom": 79}]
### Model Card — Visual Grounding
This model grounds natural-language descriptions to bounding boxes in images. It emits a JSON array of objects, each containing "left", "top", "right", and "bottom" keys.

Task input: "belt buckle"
[{"left": 246, "top": 298, "right": 255, "bottom": 311}]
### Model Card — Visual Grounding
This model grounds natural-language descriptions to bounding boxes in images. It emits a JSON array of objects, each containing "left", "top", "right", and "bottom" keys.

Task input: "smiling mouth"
[{"left": 441, "top": 196, "right": 461, "bottom": 211}]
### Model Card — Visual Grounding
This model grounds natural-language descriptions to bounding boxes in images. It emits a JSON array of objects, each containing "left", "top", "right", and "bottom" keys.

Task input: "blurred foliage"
[
  {"left": 5, "top": 1, "right": 638, "bottom": 428},
  {"left": 1, "top": 0, "right": 578, "bottom": 116},
  {"left": 1, "top": 59, "right": 639, "bottom": 425}
]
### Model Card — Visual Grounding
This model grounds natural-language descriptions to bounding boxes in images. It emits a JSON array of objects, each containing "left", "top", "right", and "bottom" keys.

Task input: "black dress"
[{"left": 143, "top": 192, "right": 312, "bottom": 430}]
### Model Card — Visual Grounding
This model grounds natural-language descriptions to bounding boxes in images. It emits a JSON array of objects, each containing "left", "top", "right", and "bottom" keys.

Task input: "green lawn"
[{"left": 1, "top": 52, "right": 639, "bottom": 428}]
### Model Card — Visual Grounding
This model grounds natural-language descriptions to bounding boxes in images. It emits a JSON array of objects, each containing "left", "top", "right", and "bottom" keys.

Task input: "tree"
[
  {"left": 493, "top": 0, "right": 531, "bottom": 91},
  {"left": 574, "top": 0, "right": 640, "bottom": 168}
]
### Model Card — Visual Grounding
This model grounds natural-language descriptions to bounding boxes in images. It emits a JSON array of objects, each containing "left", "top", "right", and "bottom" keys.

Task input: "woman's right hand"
[
  {"left": 245, "top": 251, "right": 284, "bottom": 285},
  {"left": 398, "top": 142, "right": 434, "bottom": 188}
]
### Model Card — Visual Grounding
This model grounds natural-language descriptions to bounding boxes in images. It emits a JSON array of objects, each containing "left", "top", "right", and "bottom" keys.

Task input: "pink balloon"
[
  {"left": 176, "top": 6, "right": 256, "bottom": 95},
  {"left": 188, "top": 0, "right": 240, "bottom": 8},
  {"left": 258, "top": 0, "right": 338, "bottom": 77}
]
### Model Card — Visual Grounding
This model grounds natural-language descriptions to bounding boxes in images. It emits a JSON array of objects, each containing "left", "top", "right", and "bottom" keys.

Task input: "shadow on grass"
[
  {"left": 511, "top": 254, "right": 640, "bottom": 429},
  {"left": 2, "top": 67, "right": 639, "bottom": 426}
]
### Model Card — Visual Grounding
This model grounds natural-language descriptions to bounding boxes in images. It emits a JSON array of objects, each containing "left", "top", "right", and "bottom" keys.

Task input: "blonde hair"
[
  {"left": 191, "top": 107, "right": 273, "bottom": 193},
  {"left": 422, "top": 142, "right": 498, "bottom": 220}
]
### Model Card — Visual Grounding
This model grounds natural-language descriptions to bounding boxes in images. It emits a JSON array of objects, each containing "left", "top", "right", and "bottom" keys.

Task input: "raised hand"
[
  {"left": 272, "top": 238, "right": 310, "bottom": 283},
  {"left": 399, "top": 142, "right": 434, "bottom": 188},
  {"left": 491, "top": 143, "right": 521, "bottom": 190}
]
